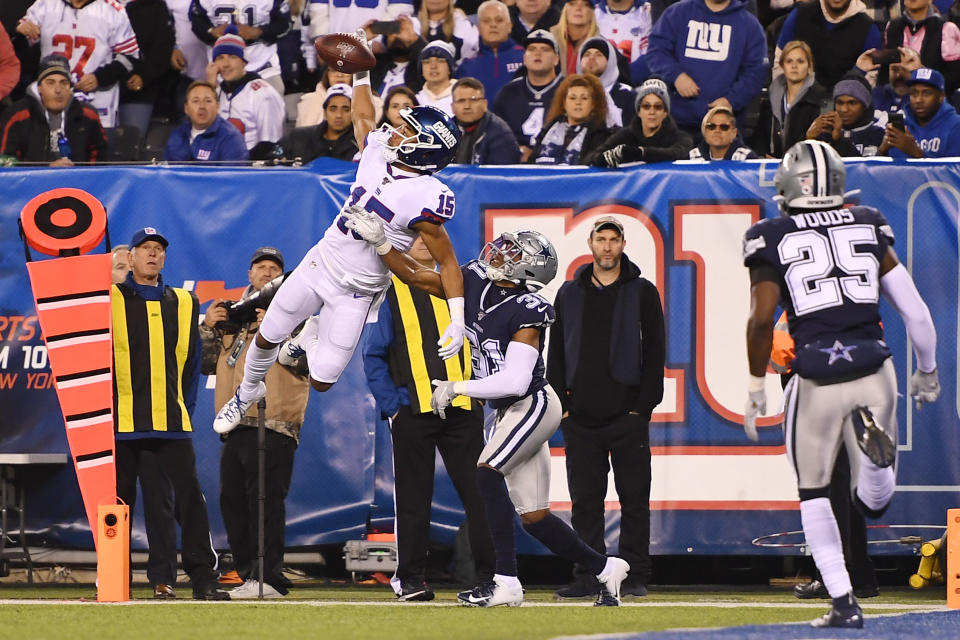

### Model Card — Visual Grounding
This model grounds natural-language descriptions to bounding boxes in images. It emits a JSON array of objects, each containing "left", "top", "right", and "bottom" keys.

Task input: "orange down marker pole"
[{"left": 947, "top": 509, "right": 960, "bottom": 608}]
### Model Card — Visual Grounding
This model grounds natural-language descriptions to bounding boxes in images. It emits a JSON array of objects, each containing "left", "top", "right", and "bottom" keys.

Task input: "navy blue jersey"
[
  {"left": 743, "top": 206, "right": 895, "bottom": 349},
  {"left": 462, "top": 260, "right": 555, "bottom": 409}
]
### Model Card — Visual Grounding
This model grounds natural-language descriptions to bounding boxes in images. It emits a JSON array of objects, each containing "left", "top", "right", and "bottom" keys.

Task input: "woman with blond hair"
[
  {"left": 296, "top": 65, "right": 383, "bottom": 127},
  {"left": 418, "top": 0, "right": 479, "bottom": 62},
  {"left": 529, "top": 73, "right": 613, "bottom": 164},
  {"left": 762, "top": 40, "right": 829, "bottom": 158},
  {"left": 550, "top": 0, "right": 599, "bottom": 76}
]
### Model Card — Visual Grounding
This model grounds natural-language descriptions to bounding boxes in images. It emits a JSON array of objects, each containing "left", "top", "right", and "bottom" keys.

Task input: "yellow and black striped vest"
[
  {"left": 387, "top": 276, "right": 473, "bottom": 414},
  {"left": 111, "top": 283, "right": 198, "bottom": 434}
]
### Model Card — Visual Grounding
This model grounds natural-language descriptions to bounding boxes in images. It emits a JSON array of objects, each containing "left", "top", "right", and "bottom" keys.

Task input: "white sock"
[
  {"left": 856, "top": 452, "right": 895, "bottom": 512},
  {"left": 599, "top": 557, "right": 617, "bottom": 578},
  {"left": 494, "top": 573, "right": 521, "bottom": 589},
  {"left": 800, "top": 497, "right": 852, "bottom": 599},
  {"left": 239, "top": 342, "right": 278, "bottom": 399}
]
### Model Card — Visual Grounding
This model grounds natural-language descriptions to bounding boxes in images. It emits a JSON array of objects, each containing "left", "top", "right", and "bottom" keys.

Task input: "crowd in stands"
[{"left": 4, "top": 0, "right": 960, "bottom": 166}]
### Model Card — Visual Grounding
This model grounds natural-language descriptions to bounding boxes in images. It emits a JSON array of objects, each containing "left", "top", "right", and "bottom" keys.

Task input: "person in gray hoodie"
[
  {"left": 576, "top": 36, "right": 636, "bottom": 127},
  {"left": 759, "top": 39, "right": 829, "bottom": 157}
]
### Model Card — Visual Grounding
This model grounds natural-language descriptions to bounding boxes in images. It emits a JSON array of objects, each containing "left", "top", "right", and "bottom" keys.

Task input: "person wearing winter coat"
[
  {"left": 576, "top": 36, "right": 635, "bottom": 127},
  {"left": 451, "top": 77, "right": 521, "bottom": 164},
  {"left": 761, "top": 40, "right": 830, "bottom": 157},
  {"left": 806, "top": 72, "right": 884, "bottom": 157},
  {"left": 586, "top": 77, "right": 693, "bottom": 167},
  {"left": 688, "top": 105, "right": 757, "bottom": 160},
  {"left": 0, "top": 54, "right": 106, "bottom": 164},
  {"left": 529, "top": 73, "right": 614, "bottom": 164}
]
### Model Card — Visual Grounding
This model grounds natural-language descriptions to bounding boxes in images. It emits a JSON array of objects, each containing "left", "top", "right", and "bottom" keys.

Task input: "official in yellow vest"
[
  {"left": 361, "top": 236, "right": 495, "bottom": 602},
  {"left": 111, "top": 227, "right": 228, "bottom": 601}
]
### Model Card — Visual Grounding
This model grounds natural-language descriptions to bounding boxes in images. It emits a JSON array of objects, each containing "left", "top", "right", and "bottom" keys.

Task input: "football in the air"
[{"left": 315, "top": 32, "right": 376, "bottom": 74}]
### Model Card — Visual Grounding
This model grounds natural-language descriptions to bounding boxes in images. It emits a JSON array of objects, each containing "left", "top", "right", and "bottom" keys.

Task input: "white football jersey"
[
  {"left": 193, "top": 0, "right": 289, "bottom": 79},
  {"left": 219, "top": 76, "right": 285, "bottom": 148},
  {"left": 307, "top": 0, "right": 412, "bottom": 40},
  {"left": 319, "top": 129, "right": 455, "bottom": 293},
  {"left": 24, "top": 0, "right": 139, "bottom": 127},
  {"left": 166, "top": 0, "right": 209, "bottom": 81},
  {"left": 595, "top": 0, "right": 652, "bottom": 62}
]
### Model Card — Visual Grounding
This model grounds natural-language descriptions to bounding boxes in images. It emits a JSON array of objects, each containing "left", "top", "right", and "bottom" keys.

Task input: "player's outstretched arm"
[
  {"left": 431, "top": 329, "right": 539, "bottom": 417},
  {"left": 416, "top": 221, "right": 463, "bottom": 300},
  {"left": 352, "top": 68, "right": 377, "bottom": 151},
  {"left": 342, "top": 207, "right": 446, "bottom": 295},
  {"left": 417, "top": 221, "right": 466, "bottom": 360},
  {"left": 744, "top": 276, "right": 780, "bottom": 441},
  {"left": 878, "top": 248, "right": 939, "bottom": 407}
]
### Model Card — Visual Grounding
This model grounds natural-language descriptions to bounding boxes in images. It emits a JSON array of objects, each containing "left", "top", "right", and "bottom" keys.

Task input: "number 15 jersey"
[
  {"left": 319, "top": 129, "right": 456, "bottom": 294},
  {"left": 742, "top": 205, "right": 895, "bottom": 350}
]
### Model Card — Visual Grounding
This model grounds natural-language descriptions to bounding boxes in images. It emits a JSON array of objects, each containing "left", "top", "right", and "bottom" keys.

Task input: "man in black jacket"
[
  {"left": 280, "top": 82, "right": 358, "bottom": 163},
  {"left": 0, "top": 54, "right": 106, "bottom": 164},
  {"left": 451, "top": 77, "right": 520, "bottom": 164},
  {"left": 547, "top": 215, "right": 665, "bottom": 600}
]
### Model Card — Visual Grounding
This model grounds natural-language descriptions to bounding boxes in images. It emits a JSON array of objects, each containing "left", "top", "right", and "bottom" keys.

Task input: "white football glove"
[
  {"left": 910, "top": 368, "right": 940, "bottom": 410},
  {"left": 744, "top": 389, "right": 766, "bottom": 442},
  {"left": 343, "top": 205, "right": 391, "bottom": 254},
  {"left": 430, "top": 379, "right": 457, "bottom": 419},
  {"left": 438, "top": 297, "right": 466, "bottom": 360}
]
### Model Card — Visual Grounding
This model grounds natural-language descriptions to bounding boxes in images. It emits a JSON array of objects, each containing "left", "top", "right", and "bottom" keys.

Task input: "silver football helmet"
[
  {"left": 774, "top": 139, "right": 846, "bottom": 214},
  {"left": 478, "top": 230, "right": 558, "bottom": 292}
]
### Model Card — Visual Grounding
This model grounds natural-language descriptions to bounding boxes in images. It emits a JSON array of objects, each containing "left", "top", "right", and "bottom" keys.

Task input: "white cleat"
[
  {"left": 228, "top": 579, "right": 284, "bottom": 599},
  {"left": 278, "top": 316, "right": 319, "bottom": 366},
  {"left": 213, "top": 382, "right": 266, "bottom": 434},
  {"left": 595, "top": 557, "right": 630, "bottom": 606},
  {"left": 457, "top": 577, "right": 523, "bottom": 607}
]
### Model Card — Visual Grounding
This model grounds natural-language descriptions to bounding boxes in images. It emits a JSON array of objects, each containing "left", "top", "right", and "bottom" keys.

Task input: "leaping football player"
[
  {"left": 743, "top": 140, "right": 940, "bottom": 629},
  {"left": 214, "top": 38, "right": 466, "bottom": 434},
  {"left": 343, "top": 211, "right": 632, "bottom": 608}
]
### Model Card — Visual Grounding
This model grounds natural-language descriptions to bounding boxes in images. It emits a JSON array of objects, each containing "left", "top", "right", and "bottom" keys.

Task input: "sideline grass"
[{"left": 0, "top": 585, "right": 944, "bottom": 640}]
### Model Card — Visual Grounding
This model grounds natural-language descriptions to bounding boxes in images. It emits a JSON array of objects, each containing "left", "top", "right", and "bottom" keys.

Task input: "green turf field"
[{"left": 0, "top": 585, "right": 947, "bottom": 639}]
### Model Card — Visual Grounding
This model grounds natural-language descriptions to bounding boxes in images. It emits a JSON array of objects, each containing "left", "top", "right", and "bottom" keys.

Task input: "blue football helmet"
[{"left": 381, "top": 106, "right": 460, "bottom": 171}]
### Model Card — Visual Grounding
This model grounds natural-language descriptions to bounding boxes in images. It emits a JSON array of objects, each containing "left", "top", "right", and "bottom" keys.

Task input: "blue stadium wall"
[{"left": 0, "top": 158, "right": 957, "bottom": 555}]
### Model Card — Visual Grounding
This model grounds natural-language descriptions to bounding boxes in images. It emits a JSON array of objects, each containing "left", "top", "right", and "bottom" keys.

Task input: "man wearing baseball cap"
[
  {"left": 882, "top": 67, "right": 960, "bottom": 158},
  {"left": 0, "top": 54, "right": 106, "bottom": 165},
  {"left": 547, "top": 215, "right": 665, "bottom": 600},
  {"left": 112, "top": 227, "right": 229, "bottom": 600},
  {"left": 492, "top": 29, "right": 562, "bottom": 158},
  {"left": 280, "top": 83, "right": 359, "bottom": 164},
  {"left": 200, "top": 246, "right": 309, "bottom": 599}
]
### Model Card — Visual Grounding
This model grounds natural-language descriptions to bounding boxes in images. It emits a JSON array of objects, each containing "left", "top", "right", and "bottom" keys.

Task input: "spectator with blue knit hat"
[
  {"left": 206, "top": 24, "right": 285, "bottom": 160},
  {"left": 806, "top": 72, "right": 884, "bottom": 157},
  {"left": 881, "top": 67, "right": 960, "bottom": 158},
  {"left": 416, "top": 40, "right": 458, "bottom": 116}
]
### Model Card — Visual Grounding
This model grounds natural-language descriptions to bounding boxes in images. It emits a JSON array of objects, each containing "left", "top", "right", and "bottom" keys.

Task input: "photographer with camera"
[
  {"left": 878, "top": 67, "right": 960, "bottom": 158},
  {"left": 199, "top": 247, "right": 310, "bottom": 599}
]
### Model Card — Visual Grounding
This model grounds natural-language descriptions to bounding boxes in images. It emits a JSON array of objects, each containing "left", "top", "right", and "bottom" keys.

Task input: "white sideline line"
[{"left": 0, "top": 599, "right": 946, "bottom": 610}]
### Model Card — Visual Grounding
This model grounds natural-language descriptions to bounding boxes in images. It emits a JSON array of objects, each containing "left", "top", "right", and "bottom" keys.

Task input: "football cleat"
[
  {"left": 457, "top": 578, "right": 523, "bottom": 607},
  {"left": 851, "top": 406, "right": 896, "bottom": 468},
  {"left": 213, "top": 382, "right": 266, "bottom": 434},
  {"left": 395, "top": 580, "right": 435, "bottom": 602},
  {"left": 595, "top": 557, "right": 630, "bottom": 607},
  {"left": 810, "top": 593, "right": 863, "bottom": 628},
  {"left": 278, "top": 316, "right": 318, "bottom": 367},
  {"left": 228, "top": 579, "right": 283, "bottom": 599}
]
